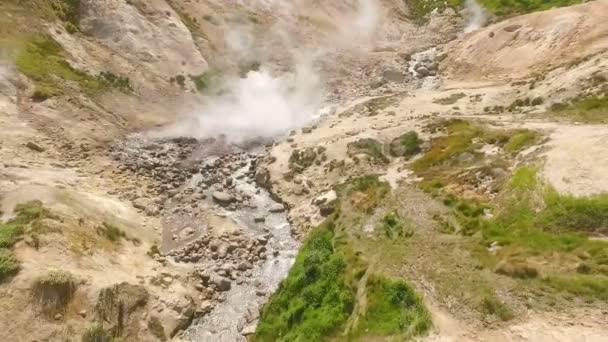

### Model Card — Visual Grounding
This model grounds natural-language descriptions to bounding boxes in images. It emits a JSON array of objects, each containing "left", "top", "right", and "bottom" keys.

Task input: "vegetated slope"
[
  {"left": 256, "top": 176, "right": 431, "bottom": 341},
  {"left": 255, "top": 1, "right": 608, "bottom": 340}
]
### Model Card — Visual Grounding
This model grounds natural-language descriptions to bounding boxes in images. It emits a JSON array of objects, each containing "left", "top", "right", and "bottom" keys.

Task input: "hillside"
[{"left": 1, "top": 0, "right": 607, "bottom": 341}]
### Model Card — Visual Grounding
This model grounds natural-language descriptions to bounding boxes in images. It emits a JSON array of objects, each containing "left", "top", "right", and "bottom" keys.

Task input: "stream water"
[{"left": 180, "top": 150, "right": 300, "bottom": 341}]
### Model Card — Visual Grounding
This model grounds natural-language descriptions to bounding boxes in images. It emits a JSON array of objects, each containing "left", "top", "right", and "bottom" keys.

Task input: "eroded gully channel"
[{"left": 117, "top": 136, "right": 299, "bottom": 341}]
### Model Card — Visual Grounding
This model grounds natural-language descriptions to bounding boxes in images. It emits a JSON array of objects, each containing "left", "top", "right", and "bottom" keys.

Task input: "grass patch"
[
  {"left": 1, "top": 201, "right": 52, "bottom": 247},
  {"left": 542, "top": 275, "right": 608, "bottom": 301},
  {"left": 97, "top": 71, "right": 133, "bottom": 93},
  {"left": 379, "top": 212, "right": 414, "bottom": 239},
  {"left": 0, "top": 249, "right": 20, "bottom": 282},
  {"left": 82, "top": 324, "right": 115, "bottom": 342},
  {"left": 406, "top": 0, "right": 464, "bottom": 24},
  {"left": 504, "top": 130, "right": 540, "bottom": 154},
  {"left": 474, "top": 167, "right": 608, "bottom": 301},
  {"left": 389, "top": 131, "right": 422, "bottom": 158},
  {"left": 189, "top": 69, "right": 221, "bottom": 93},
  {"left": 255, "top": 218, "right": 356, "bottom": 341},
  {"left": 479, "top": 294, "right": 514, "bottom": 321},
  {"left": 95, "top": 222, "right": 142, "bottom": 245},
  {"left": 16, "top": 35, "right": 113, "bottom": 100},
  {"left": 257, "top": 175, "right": 431, "bottom": 340},
  {"left": 32, "top": 270, "right": 78, "bottom": 313},
  {"left": 413, "top": 119, "right": 539, "bottom": 173},
  {"left": 342, "top": 175, "right": 390, "bottom": 214},
  {"left": 351, "top": 275, "right": 431, "bottom": 338},
  {"left": 50, "top": 0, "right": 81, "bottom": 32},
  {"left": 551, "top": 94, "right": 608, "bottom": 124},
  {"left": 479, "top": 0, "right": 584, "bottom": 16},
  {"left": 0, "top": 201, "right": 53, "bottom": 281}
]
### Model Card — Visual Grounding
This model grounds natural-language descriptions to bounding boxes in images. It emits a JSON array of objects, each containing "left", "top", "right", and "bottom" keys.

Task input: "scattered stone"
[
  {"left": 26, "top": 141, "right": 45, "bottom": 152},
  {"left": 211, "top": 275, "right": 232, "bottom": 292},
  {"left": 268, "top": 203, "right": 286, "bottom": 213},
  {"left": 212, "top": 191, "right": 235, "bottom": 205},
  {"left": 132, "top": 197, "right": 150, "bottom": 210}
]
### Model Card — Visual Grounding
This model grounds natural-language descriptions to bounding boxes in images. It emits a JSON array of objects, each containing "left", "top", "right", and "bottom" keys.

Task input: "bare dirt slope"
[{"left": 444, "top": 0, "right": 608, "bottom": 81}]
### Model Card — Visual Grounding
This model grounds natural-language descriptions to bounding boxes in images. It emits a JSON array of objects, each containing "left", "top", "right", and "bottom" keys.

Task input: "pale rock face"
[{"left": 78, "top": 0, "right": 208, "bottom": 79}]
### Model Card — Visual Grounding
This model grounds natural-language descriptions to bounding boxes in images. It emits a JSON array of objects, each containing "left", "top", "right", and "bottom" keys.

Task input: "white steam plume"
[
  {"left": 464, "top": 0, "right": 487, "bottom": 33},
  {"left": 157, "top": 0, "right": 380, "bottom": 143}
]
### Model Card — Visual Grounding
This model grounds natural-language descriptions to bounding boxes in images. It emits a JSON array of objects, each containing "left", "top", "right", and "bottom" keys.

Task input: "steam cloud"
[
  {"left": 464, "top": 0, "right": 487, "bottom": 33},
  {"left": 158, "top": 0, "right": 381, "bottom": 143}
]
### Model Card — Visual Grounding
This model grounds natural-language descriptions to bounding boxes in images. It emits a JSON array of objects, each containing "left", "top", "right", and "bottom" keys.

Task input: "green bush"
[
  {"left": 389, "top": 131, "right": 422, "bottom": 158},
  {"left": 479, "top": 294, "right": 513, "bottom": 321},
  {"left": 96, "top": 222, "right": 126, "bottom": 243},
  {"left": 352, "top": 275, "right": 431, "bottom": 338},
  {"left": 551, "top": 94, "right": 608, "bottom": 123},
  {"left": 16, "top": 36, "right": 108, "bottom": 99},
  {"left": 0, "top": 249, "right": 20, "bottom": 282},
  {"left": 255, "top": 219, "right": 356, "bottom": 341},
  {"left": 97, "top": 71, "right": 133, "bottom": 93},
  {"left": 82, "top": 324, "right": 113, "bottom": 342},
  {"left": 189, "top": 69, "right": 221, "bottom": 92},
  {"left": 379, "top": 212, "right": 413, "bottom": 239}
]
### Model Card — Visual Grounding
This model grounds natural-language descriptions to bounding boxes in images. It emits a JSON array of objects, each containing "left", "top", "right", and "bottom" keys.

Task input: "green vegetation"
[
  {"left": 351, "top": 275, "right": 431, "bottom": 338},
  {"left": 342, "top": 175, "right": 391, "bottom": 214},
  {"left": 475, "top": 167, "right": 608, "bottom": 301},
  {"left": 189, "top": 69, "right": 222, "bottom": 92},
  {"left": 0, "top": 201, "right": 53, "bottom": 281},
  {"left": 389, "top": 131, "right": 422, "bottom": 158},
  {"left": 32, "top": 270, "right": 78, "bottom": 313},
  {"left": 347, "top": 138, "right": 389, "bottom": 164},
  {"left": 96, "top": 222, "right": 127, "bottom": 243},
  {"left": 97, "top": 72, "right": 133, "bottom": 93},
  {"left": 379, "top": 212, "right": 414, "bottom": 239},
  {"left": 16, "top": 36, "right": 124, "bottom": 100},
  {"left": 406, "top": 0, "right": 464, "bottom": 24},
  {"left": 551, "top": 94, "right": 608, "bottom": 123},
  {"left": 479, "top": 294, "right": 514, "bottom": 321},
  {"left": 0, "top": 249, "right": 20, "bottom": 282},
  {"left": 504, "top": 130, "right": 539, "bottom": 154},
  {"left": 255, "top": 220, "right": 355, "bottom": 341},
  {"left": 289, "top": 147, "right": 319, "bottom": 171},
  {"left": 478, "top": 0, "right": 584, "bottom": 16},
  {"left": 82, "top": 324, "right": 115, "bottom": 342},
  {"left": 413, "top": 119, "right": 539, "bottom": 172},
  {"left": 257, "top": 176, "right": 429, "bottom": 341},
  {"left": 542, "top": 275, "right": 608, "bottom": 301},
  {"left": 51, "top": 0, "right": 81, "bottom": 33}
]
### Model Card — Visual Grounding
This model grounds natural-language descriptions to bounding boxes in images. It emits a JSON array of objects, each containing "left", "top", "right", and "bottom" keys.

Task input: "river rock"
[
  {"left": 211, "top": 275, "right": 232, "bottom": 291},
  {"left": 212, "top": 191, "right": 235, "bottom": 205},
  {"left": 268, "top": 203, "right": 286, "bottom": 213},
  {"left": 132, "top": 197, "right": 150, "bottom": 210}
]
